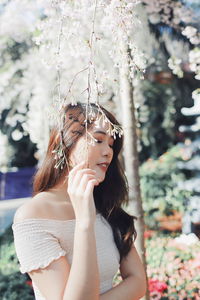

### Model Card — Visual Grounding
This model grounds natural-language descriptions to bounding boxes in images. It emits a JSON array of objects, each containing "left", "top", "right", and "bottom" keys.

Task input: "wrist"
[{"left": 75, "top": 218, "right": 96, "bottom": 231}]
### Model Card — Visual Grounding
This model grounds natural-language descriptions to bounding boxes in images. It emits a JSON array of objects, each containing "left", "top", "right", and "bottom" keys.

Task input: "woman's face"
[{"left": 69, "top": 118, "right": 114, "bottom": 183}]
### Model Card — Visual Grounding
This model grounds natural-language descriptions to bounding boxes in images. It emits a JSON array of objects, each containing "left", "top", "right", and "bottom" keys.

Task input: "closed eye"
[{"left": 95, "top": 139, "right": 113, "bottom": 149}]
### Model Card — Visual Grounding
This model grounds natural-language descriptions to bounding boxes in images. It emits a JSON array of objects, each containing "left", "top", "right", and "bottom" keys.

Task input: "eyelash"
[{"left": 95, "top": 139, "right": 114, "bottom": 149}]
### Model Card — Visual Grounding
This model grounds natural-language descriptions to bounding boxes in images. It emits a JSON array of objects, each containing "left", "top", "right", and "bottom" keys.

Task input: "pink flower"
[
  {"left": 149, "top": 278, "right": 168, "bottom": 293},
  {"left": 25, "top": 280, "right": 32, "bottom": 287},
  {"left": 144, "top": 230, "right": 154, "bottom": 239}
]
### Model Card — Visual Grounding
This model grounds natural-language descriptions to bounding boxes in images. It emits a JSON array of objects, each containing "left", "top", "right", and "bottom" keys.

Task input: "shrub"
[
  {"left": 0, "top": 271, "right": 34, "bottom": 300},
  {"left": 140, "top": 146, "right": 191, "bottom": 229},
  {"left": 0, "top": 226, "right": 34, "bottom": 300},
  {"left": 146, "top": 233, "right": 200, "bottom": 299}
]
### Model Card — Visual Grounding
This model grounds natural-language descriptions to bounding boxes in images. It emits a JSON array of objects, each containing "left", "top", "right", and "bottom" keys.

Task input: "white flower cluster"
[
  {"left": 143, "top": 0, "right": 200, "bottom": 87},
  {"left": 192, "top": 89, "right": 200, "bottom": 103},
  {"left": 33, "top": 0, "right": 145, "bottom": 106},
  {"left": 0, "top": 132, "right": 14, "bottom": 171},
  {"left": 33, "top": 0, "right": 145, "bottom": 167},
  {"left": 0, "top": 0, "right": 40, "bottom": 43},
  {"left": 168, "top": 57, "right": 183, "bottom": 78},
  {"left": 1, "top": 0, "right": 146, "bottom": 164},
  {"left": 142, "top": 0, "right": 193, "bottom": 27},
  {"left": 181, "top": 88, "right": 200, "bottom": 117},
  {"left": 189, "top": 48, "right": 200, "bottom": 80},
  {"left": 182, "top": 26, "right": 200, "bottom": 45},
  {"left": 174, "top": 233, "right": 199, "bottom": 246}
]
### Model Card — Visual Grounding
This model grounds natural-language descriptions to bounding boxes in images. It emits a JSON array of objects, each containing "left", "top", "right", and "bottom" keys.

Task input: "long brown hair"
[{"left": 33, "top": 102, "right": 136, "bottom": 262}]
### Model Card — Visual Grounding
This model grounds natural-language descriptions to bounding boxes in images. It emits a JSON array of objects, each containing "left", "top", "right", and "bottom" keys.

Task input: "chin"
[
  {"left": 97, "top": 174, "right": 105, "bottom": 183},
  {"left": 100, "top": 176, "right": 106, "bottom": 183}
]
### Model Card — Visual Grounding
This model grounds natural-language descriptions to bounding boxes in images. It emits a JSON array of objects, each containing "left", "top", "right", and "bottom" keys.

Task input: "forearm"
[
  {"left": 100, "top": 275, "right": 146, "bottom": 300},
  {"left": 63, "top": 221, "right": 100, "bottom": 300}
]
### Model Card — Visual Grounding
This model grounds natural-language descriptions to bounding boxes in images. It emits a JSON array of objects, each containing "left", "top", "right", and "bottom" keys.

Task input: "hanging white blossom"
[
  {"left": 0, "top": 0, "right": 146, "bottom": 163},
  {"left": 0, "top": 132, "right": 14, "bottom": 171}
]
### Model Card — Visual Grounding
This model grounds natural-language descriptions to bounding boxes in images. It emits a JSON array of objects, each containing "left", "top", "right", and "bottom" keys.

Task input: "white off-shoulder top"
[{"left": 12, "top": 213, "right": 120, "bottom": 300}]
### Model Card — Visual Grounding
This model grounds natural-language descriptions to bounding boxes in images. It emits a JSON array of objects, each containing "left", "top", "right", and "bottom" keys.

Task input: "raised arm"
[
  {"left": 14, "top": 161, "right": 100, "bottom": 300},
  {"left": 63, "top": 220, "right": 99, "bottom": 299},
  {"left": 62, "top": 161, "right": 100, "bottom": 299}
]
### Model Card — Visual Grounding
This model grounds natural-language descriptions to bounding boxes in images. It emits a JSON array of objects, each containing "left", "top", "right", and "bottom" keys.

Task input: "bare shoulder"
[{"left": 13, "top": 192, "right": 53, "bottom": 224}]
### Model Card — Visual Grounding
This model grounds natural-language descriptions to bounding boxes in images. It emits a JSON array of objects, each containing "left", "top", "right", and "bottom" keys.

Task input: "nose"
[{"left": 102, "top": 143, "right": 113, "bottom": 159}]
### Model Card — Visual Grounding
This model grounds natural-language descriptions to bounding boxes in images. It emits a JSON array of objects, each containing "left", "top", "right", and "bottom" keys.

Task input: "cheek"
[
  {"left": 69, "top": 140, "right": 88, "bottom": 166},
  {"left": 87, "top": 144, "right": 99, "bottom": 164},
  {"left": 69, "top": 138, "right": 101, "bottom": 168}
]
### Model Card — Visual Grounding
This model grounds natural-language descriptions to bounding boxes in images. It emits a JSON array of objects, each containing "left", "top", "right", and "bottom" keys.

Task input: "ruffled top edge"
[{"left": 20, "top": 249, "right": 67, "bottom": 274}]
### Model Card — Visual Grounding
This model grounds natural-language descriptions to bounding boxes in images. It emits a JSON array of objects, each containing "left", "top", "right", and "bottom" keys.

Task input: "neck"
[
  {"left": 48, "top": 177, "right": 99, "bottom": 214},
  {"left": 48, "top": 178, "right": 71, "bottom": 203}
]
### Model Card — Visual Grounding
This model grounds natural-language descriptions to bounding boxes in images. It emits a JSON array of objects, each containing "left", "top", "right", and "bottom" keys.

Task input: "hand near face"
[
  {"left": 69, "top": 120, "right": 114, "bottom": 184},
  {"left": 67, "top": 161, "right": 99, "bottom": 225}
]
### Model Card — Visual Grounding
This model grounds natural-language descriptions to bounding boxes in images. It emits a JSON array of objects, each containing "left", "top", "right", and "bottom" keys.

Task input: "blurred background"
[{"left": 0, "top": 0, "right": 200, "bottom": 299}]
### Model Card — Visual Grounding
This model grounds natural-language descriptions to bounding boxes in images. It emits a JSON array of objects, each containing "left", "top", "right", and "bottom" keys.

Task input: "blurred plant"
[
  {"left": 189, "top": 48, "right": 200, "bottom": 80},
  {"left": 0, "top": 0, "right": 146, "bottom": 163},
  {"left": 168, "top": 57, "right": 183, "bottom": 78},
  {"left": 0, "top": 226, "right": 19, "bottom": 275},
  {"left": 115, "top": 231, "right": 200, "bottom": 298},
  {"left": 140, "top": 145, "right": 191, "bottom": 229},
  {"left": 148, "top": 279, "right": 168, "bottom": 294},
  {"left": 142, "top": 0, "right": 193, "bottom": 28},
  {"left": 0, "top": 271, "right": 34, "bottom": 300},
  {"left": 0, "top": 226, "right": 34, "bottom": 299},
  {"left": 0, "top": 243, "right": 19, "bottom": 275},
  {"left": 146, "top": 233, "right": 200, "bottom": 299},
  {"left": 142, "top": 0, "right": 200, "bottom": 128},
  {"left": 0, "top": 132, "right": 14, "bottom": 172},
  {"left": 137, "top": 80, "right": 185, "bottom": 161},
  {"left": 182, "top": 26, "right": 200, "bottom": 46},
  {"left": 192, "top": 88, "right": 200, "bottom": 102}
]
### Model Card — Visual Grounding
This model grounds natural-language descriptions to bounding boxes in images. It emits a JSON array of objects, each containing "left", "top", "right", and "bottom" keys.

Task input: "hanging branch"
[
  {"left": 50, "top": 0, "right": 126, "bottom": 171},
  {"left": 85, "top": 0, "right": 98, "bottom": 166}
]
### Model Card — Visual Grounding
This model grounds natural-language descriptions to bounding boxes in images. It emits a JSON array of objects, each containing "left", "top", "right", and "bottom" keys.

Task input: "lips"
[{"left": 97, "top": 162, "right": 109, "bottom": 172}]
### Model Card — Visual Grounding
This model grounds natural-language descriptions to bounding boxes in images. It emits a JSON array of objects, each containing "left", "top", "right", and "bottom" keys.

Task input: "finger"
[
  {"left": 70, "top": 161, "right": 86, "bottom": 174},
  {"left": 84, "top": 179, "right": 99, "bottom": 198},
  {"left": 68, "top": 161, "right": 87, "bottom": 183},
  {"left": 71, "top": 169, "right": 96, "bottom": 190},
  {"left": 79, "top": 174, "right": 97, "bottom": 192}
]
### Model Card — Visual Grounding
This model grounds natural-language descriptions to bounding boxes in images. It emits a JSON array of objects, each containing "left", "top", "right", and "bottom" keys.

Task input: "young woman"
[{"left": 12, "top": 102, "right": 146, "bottom": 300}]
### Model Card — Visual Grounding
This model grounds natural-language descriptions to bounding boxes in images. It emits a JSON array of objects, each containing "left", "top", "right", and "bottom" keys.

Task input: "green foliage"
[
  {"left": 138, "top": 81, "right": 176, "bottom": 160},
  {"left": 0, "top": 242, "right": 19, "bottom": 275},
  {"left": 0, "top": 226, "right": 19, "bottom": 275},
  {"left": 0, "top": 225, "right": 14, "bottom": 245},
  {"left": 138, "top": 79, "right": 193, "bottom": 162},
  {"left": 0, "top": 226, "right": 34, "bottom": 299},
  {"left": 0, "top": 271, "right": 34, "bottom": 300},
  {"left": 140, "top": 145, "right": 191, "bottom": 229}
]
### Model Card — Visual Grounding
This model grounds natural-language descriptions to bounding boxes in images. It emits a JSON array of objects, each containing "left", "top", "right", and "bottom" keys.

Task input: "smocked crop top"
[{"left": 12, "top": 213, "right": 120, "bottom": 299}]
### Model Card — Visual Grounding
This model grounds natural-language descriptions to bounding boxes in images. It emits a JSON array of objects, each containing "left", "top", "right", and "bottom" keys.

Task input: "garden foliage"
[
  {"left": 0, "top": 226, "right": 34, "bottom": 300},
  {"left": 140, "top": 145, "right": 191, "bottom": 229}
]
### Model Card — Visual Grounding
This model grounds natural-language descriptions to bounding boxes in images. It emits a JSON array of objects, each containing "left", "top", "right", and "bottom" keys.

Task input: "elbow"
[
  {"left": 142, "top": 278, "right": 147, "bottom": 297},
  {"left": 130, "top": 274, "right": 147, "bottom": 299},
  {"left": 139, "top": 275, "right": 147, "bottom": 298}
]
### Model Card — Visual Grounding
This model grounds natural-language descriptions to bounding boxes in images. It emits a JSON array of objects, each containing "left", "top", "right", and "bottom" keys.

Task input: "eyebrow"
[{"left": 93, "top": 130, "right": 114, "bottom": 140}]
